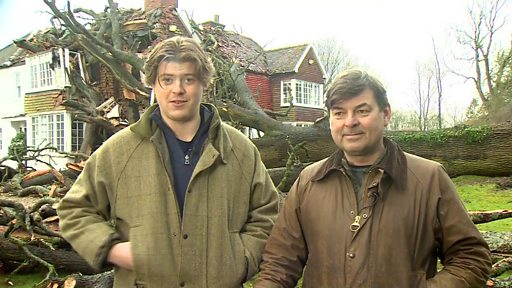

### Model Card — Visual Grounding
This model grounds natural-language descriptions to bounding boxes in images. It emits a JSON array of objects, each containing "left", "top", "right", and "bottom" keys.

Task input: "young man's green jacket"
[{"left": 58, "top": 103, "right": 279, "bottom": 288}]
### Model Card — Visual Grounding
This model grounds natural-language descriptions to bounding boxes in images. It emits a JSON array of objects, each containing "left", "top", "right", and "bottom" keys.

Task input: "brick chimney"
[
  {"left": 202, "top": 15, "right": 225, "bottom": 30},
  {"left": 144, "top": 0, "right": 178, "bottom": 11}
]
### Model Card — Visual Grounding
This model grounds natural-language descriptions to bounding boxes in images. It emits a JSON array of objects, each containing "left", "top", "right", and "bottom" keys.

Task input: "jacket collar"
[
  {"left": 312, "top": 137, "right": 407, "bottom": 189},
  {"left": 130, "top": 103, "right": 231, "bottom": 163}
]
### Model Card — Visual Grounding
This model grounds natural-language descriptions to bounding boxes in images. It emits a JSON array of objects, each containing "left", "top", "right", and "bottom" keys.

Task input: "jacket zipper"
[
  {"left": 350, "top": 215, "right": 361, "bottom": 232},
  {"left": 180, "top": 141, "right": 208, "bottom": 232},
  {"left": 152, "top": 137, "right": 183, "bottom": 226},
  {"left": 349, "top": 168, "right": 376, "bottom": 233}
]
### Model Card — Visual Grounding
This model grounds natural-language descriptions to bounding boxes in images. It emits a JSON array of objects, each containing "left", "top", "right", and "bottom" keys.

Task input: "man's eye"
[
  {"left": 161, "top": 78, "right": 173, "bottom": 85},
  {"left": 357, "top": 109, "right": 370, "bottom": 115},
  {"left": 185, "top": 77, "right": 196, "bottom": 84}
]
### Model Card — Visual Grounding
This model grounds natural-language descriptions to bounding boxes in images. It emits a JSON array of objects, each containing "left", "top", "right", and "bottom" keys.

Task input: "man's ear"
[{"left": 383, "top": 106, "right": 391, "bottom": 127}]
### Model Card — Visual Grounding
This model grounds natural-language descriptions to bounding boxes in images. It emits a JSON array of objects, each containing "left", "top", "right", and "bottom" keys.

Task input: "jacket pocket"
[
  {"left": 229, "top": 232, "right": 247, "bottom": 284},
  {"left": 129, "top": 224, "right": 148, "bottom": 284}
]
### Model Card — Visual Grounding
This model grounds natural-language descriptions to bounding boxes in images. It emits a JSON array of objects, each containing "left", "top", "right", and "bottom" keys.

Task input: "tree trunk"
[
  {"left": 0, "top": 237, "right": 96, "bottom": 275},
  {"left": 469, "top": 210, "right": 512, "bottom": 224},
  {"left": 47, "top": 270, "right": 114, "bottom": 288},
  {"left": 254, "top": 125, "right": 334, "bottom": 169},
  {"left": 255, "top": 124, "right": 512, "bottom": 177},
  {"left": 267, "top": 165, "right": 306, "bottom": 192}
]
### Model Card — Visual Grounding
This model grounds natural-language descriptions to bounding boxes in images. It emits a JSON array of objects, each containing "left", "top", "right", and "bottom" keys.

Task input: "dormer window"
[
  {"left": 281, "top": 79, "right": 324, "bottom": 108},
  {"left": 25, "top": 48, "right": 75, "bottom": 93},
  {"left": 28, "top": 53, "right": 54, "bottom": 90}
]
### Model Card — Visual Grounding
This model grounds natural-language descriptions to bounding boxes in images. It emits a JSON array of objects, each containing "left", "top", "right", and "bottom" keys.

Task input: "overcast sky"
[{"left": 1, "top": 0, "right": 511, "bottom": 113}]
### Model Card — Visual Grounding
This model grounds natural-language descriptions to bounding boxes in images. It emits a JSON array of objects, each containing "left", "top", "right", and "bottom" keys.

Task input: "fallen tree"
[
  {"left": 0, "top": 214, "right": 510, "bottom": 287},
  {"left": 255, "top": 123, "right": 512, "bottom": 178}
]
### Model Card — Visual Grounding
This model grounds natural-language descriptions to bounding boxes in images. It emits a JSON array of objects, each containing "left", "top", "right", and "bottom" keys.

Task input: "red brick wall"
[
  {"left": 95, "top": 64, "right": 120, "bottom": 102},
  {"left": 245, "top": 73, "right": 273, "bottom": 110},
  {"left": 296, "top": 49, "right": 325, "bottom": 83},
  {"left": 270, "top": 48, "right": 325, "bottom": 123}
]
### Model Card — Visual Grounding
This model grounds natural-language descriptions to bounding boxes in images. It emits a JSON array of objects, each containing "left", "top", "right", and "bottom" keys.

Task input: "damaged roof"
[
  {"left": 0, "top": 35, "right": 31, "bottom": 68},
  {"left": 205, "top": 26, "right": 268, "bottom": 74},
  {"left": 0, "top": 43, "right": 19, "bottom": 67},
  {"left": 204, "top": 25, "right": 313, "bottom": 76}
]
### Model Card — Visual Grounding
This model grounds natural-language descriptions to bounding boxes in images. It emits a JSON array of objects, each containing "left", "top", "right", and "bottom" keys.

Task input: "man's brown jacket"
[{"left": 256, "top": 138, "right": 491, "bottom": 288}]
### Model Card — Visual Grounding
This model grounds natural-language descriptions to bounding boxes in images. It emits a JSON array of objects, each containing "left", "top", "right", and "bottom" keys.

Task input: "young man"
[
  {"left": 256, "top": 70, "right": 491, "bottom": 287},
  {"left": 58, "top": 36, "right": 279, "bottom": 287}
]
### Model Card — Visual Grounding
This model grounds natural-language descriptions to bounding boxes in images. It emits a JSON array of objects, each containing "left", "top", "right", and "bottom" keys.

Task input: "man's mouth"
[
  {"left": 343, "top": 132, "right": 364, "bottom": 139},
  {"left": 343, "top": 131, "right": 363, "bottom": 136}
]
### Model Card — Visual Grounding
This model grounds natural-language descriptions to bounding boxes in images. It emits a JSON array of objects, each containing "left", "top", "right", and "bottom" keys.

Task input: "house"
[
  {"left": 0, "top": 0, "right": 326, "bottom": 168},
  {"left": 267, "top": 44, "right": 326, "bottom": 125},
  {"left": 0, "top": 40, "right": 86, "bottom": 169},
  {"left": 24, "top": 47, "right": 86, "bottom": 161},
  {"left": 200, "top": 17, "right": 326, "bottom": 129},
  {"left": 0, "top": 43, "right": 27, "bottom": 164}
]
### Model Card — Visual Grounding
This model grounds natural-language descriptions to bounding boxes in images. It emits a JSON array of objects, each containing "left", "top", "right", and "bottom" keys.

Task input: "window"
[
  {"left": 284, "top": 122, "right": 312, "bottom": 127},
  {"left": 15, "top": 72, "right": 21, "bottom": 98},
  {"left": 26, "top": 51, "right": 56, "bottom": 91},
  {"left": 71, "top": 120, "right": 85, "bottom": 152},
  {"left": 31, "top": 113, "right": 65, "bottom": 151},
  {"left": 241, "top": 126, "right": 264, "bottom": 139},
  {"left": 296, "top": 81, "right": 304, "bottom": 104},
  {"left": 281, "top": 81, "right": 292, "bottom": 104},
  {"left": 281, "top": 79, "right": 324, "bottom": 108},
  {"left": 56, "top": 114, "right": 65, "bottom": 151}
]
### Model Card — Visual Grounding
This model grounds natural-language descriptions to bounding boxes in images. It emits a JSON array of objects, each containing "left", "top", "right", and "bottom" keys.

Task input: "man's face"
[
  {"left": 152, "top": 61, "right": 204, "bottom": 128},
  {"left": 329, "top": 88, "right": 391, "bottom": 166}
]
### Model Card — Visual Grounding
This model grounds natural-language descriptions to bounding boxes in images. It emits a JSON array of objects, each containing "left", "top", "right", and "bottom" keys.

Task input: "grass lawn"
[
  {"left": 0, "top": 272, "right": 46, "bottom": 288},
  {"left": 452, "top": 175, "right": 512, "bottom": 232}
]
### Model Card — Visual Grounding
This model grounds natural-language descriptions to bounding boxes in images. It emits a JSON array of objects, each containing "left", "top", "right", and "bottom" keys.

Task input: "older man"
[{"left": 256, "top": 69, "right": 491, "bottom": 288}]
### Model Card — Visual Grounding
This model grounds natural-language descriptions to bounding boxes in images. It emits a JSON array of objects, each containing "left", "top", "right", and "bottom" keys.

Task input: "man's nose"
[
  {"left": 170, "top": 80, "right": 185, "bottom": 93},
  {"left": 344, "top": 113, "right": 359, "bottom": 127}
]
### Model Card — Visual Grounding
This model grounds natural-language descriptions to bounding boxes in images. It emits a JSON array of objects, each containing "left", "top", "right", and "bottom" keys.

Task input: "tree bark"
[
  {"left": 0, "top": 236, "right": 96, "bottom": 275},
  {"left": 47, "top": 270, "right": 114, "bottom": 288},
  {"left": 255, "top": 124, "right": 512, "bottom": 178},
  {"left": 469, "top": 210, "right": 512, "bottom": 224}
]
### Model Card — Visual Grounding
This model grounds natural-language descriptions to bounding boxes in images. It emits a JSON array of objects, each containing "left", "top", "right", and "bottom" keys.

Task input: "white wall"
[
  {"left": 0, "top": 64, "right": 26, "bottom": 159},
  {"left": 0, "top": 64, "right": 25, "bottom": 117}
]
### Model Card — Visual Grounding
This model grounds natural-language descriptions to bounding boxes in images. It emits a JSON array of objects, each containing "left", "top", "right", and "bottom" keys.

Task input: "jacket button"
[
  {"left": 347, "top": 252, "right": 355, "bottom": 259},
  {"left": 183, "top": 234, "right": 188, "bottom": 239}
]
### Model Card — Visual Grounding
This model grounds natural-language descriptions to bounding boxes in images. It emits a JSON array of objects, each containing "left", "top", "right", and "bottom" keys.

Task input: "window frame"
[
  {"left": 30, "top": 113, "right": 65, "bottom": 151},
  {"left": 280, "top": 79, "right": 324, "bottom": 108},
  {"left": 26, "top": 52, "right": 55, "bottom": 92},
  {"left": 71, "top": 120, "right": 85, "bottom": 152}
]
